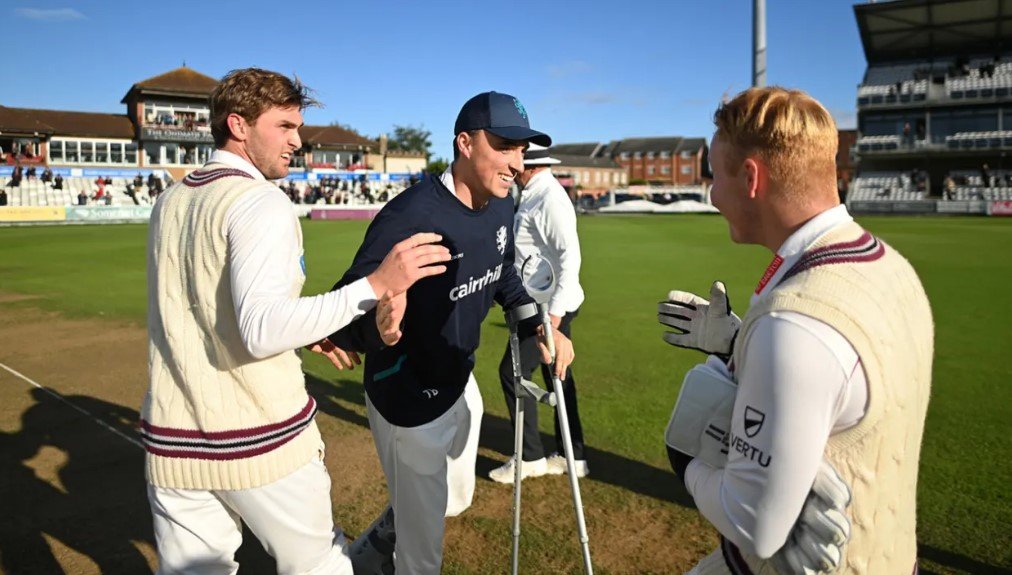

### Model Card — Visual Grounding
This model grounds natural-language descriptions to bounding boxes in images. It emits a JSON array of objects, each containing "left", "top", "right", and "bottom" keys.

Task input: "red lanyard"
[{"left": 755, "top": 254, "right": 784, "bottom": 295}]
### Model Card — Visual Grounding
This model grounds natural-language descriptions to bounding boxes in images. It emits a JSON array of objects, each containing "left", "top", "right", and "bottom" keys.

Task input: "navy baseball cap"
[{"left": 454, "top": 91, "right": 551, "bottom": 147}]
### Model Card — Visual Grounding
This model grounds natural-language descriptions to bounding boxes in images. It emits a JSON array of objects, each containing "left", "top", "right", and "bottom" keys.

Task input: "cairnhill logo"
[
  {"left": 744, "top": 406, "right": 765, "bottom": 438},
  {"left": 513, "top": 98, "right": 528, "bottom": 120}
]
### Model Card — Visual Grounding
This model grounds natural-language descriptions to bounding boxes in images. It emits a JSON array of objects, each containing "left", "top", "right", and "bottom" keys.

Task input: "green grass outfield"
[{"left": 1, "top": 215, "right": 1010, "bottom": 573}]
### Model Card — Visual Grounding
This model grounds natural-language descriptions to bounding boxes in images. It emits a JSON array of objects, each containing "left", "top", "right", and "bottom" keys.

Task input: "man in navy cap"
[{"left": 320, "top": 91, "right": 575, "bottom": 575}]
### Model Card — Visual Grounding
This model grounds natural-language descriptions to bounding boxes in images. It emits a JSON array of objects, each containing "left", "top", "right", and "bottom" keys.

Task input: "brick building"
[{"left": 553, "top": 136, "right": 708, "bottom": 188}]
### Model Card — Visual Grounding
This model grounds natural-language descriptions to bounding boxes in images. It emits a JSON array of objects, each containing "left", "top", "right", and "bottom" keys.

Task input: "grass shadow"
[
  {"left": 306, "top": 372, "right": 695, "bottom": 508},
  {"left": 918, "top": 545, "right": 1012, "bottom": 575}
]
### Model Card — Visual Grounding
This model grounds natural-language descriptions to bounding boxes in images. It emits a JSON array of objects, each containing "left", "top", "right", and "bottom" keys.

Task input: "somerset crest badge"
[{"left": 496, "top": 225, "right": 507, "bottom": 255}]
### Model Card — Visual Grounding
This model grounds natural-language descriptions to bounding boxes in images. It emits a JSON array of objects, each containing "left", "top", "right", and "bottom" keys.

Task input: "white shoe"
[
  {"left": 488, "top": 456, "right": 549, "bottom": 484},
  {"left": 546, "top": 453, "right": 589, "bottom": 478}
]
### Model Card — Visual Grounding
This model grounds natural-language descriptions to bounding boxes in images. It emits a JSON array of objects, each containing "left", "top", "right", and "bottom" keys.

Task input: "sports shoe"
[
  {"left": 546, "top": 453, "right": 589, "bottom": 478},
  {"left": 350, "top": 507, "right": 396, "bottom": 575},
  {"left": 488, "top": 456, "right": 549, "bottom": 484}
]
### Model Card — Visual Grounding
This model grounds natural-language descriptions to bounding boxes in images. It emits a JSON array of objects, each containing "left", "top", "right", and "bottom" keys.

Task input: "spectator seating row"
[
  {"left": 858, "top": 56, "right": 1012, "bottom": 104},
  {"left": 4, "top": 174, "right": 415, "bottom": 208},
  {"left": 857, "top": 79, "right": 928, "bottom": 105},
  {"left": 945, "top": 131, "right": 1012, "bottom": 149},
  {"left": 856, "top": 135, "right": 902, "bottom": 151},
  {"left": 4, "top": 177, "right": 158, "bottom": 207},
  {"left": 278, "top": 179, "right": 409, "bottom": 206},
  {"left": 948, "top": 187, "right": 1012, "bottom": 200},
  {"left": 863, "top": 62, "right": 922, "bottom": 87},
  {"left": 946, "top": 60, "right": 1012, "bottom": 98},
  {"left": 947, "top": 169, "right": 1012, "bottom": 188},
  {"left": 848, "top": 172, "right": 927, "bottom": 202}
]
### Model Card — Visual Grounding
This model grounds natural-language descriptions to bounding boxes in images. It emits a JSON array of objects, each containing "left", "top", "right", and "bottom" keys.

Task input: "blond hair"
[
  {"left": 713, "top": 87, "right": 837, "bottom": 201},
  {"left": 209, "top": 68, "right": 319, "bottom": 148}
]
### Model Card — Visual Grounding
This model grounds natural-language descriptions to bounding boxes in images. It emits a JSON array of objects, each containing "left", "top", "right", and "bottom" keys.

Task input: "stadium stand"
[
  {"left": 5, "top": 174, "right": 171, "bottom": 207},
  {"left": 849, "top": 0, "right": 1012, "bottom": 216},
  {"left": 0, "top": 67, "right": 424, "bottom": 211}
]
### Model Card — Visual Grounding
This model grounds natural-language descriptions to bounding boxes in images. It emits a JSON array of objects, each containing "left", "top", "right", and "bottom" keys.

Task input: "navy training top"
[{"left": 328, "top": 173, "right": 535, "bottom": 427}]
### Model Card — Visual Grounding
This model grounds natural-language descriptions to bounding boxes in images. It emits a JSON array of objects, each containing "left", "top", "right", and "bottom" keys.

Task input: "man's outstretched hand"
[
  {"left": 306, "top": 338, "right": 361, "bottom": 370},
  {"left": 377, "top": 291, "right": 406, "bottom": 346},
  {"left": 367, "top": 232, "right": 450, "bottom": 297}
]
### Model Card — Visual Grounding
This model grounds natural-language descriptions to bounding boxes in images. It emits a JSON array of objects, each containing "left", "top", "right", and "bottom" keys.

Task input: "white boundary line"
[{"left": 0, "top": 361, "right": 144, "bottom": 450}]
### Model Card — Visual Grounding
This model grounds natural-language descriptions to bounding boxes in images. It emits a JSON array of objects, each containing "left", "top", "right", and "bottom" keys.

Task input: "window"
[
  {"left": 49, "top": 138, "right": 134, "bottom": 164},
  {"left": 80, "top": 141, "right": 94, "bottom": 163},
  {"left": 95, "top": 142, "right": 109, "bottom": 163},
  {"left": 198, "top": 145, "right": 213, "bottom": 164},
  {"left": 681, "top": 165, "right": 692, "bottom": 174},
  {"left": 633, "top": 152, "right": 642, "bottom": 160},
  {"left": 595, "top": 171, "right": 602, "bottom": 184},
  {"left": 143, "top": 101, "right": 211, "bottom": 128},
  {"left": 646, "top": 152, "right": 655, "bottom": 159},
  {"left": 49, "top": 141, "right": 63, "bottom": 162},
  {"left": 660, "top": 151, "right": 670, "bottom": 159},
  {"left": 928, "top": 109, "right": 999, "bottom": 143},
  {"left": 620, "top": 152, "right": 630, "bottom": 160},
  {"left": 661, "top": 166, "right": 670, "bottom": 175},
  {"left": 647, "top": 166, "right": 655, "bottom": 176},
  {"left": 144, "top": 143, "right": 161, "bottom": 165},
  {"left": 164, "top": 143, "right": 180, "bottom": 164},
  {"left": 680, "top": 151, "right": 693, "bottom": 159},
  {"left": 126, "top": 143, "right": 138, "bottom": 164},
  {"left": 179, "top": 145, "right": 200, "bottom": 165},
  {"left": 583, "top": 171, "right": 590, "bottom": 182},
  {"left": 314, "top": 150, "right": 339, "bottom": 164}
]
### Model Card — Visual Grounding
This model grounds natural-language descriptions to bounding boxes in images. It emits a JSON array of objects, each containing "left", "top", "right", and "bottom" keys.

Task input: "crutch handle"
[
  {"left": 539, "top": 303, "right": 557, "bottom": 359},
  {"left": 519, "top": 379, "right": 557, "bottom": 406}
]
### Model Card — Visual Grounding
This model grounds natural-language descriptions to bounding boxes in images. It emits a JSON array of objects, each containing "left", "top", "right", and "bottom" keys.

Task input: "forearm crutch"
[
  {"left": 537, "top": 303, "right": 593, "bottom": 575},
  {"left": 504, "top": 303, "right": 556, "bottom": 575},
  {"left": 503, "top": 301, "right": 593, "bottom": 575}
]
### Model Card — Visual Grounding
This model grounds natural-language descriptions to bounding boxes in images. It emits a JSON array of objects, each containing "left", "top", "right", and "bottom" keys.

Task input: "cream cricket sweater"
[
  {"left": 143, "top": 164, "right": 321, "bottom": 490},
  {"left": 727, "top": 221, "right": 934, "bottom": 575}
]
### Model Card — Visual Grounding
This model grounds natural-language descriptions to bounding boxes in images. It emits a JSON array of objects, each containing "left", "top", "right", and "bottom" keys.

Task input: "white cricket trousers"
[
  {"left": 147, "top": 446, "right": 353, "bottom": 575},
  {"left": 366, "top": 374, "right": 483, "bottom": 575}
]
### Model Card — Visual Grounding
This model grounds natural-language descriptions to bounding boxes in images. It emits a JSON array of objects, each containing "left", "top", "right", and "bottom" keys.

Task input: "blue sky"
[{"left": 2, "top": 1, "right": 867, "bottom": 160}]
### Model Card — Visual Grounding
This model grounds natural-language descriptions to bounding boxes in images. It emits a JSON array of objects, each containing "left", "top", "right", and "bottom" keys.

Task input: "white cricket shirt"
[{"left": 211, "top": 150, "right": 377, "bottom": 358}]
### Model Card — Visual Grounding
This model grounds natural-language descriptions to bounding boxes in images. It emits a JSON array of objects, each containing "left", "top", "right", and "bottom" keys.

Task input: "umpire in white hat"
[{"left": 490, "top": 143, "right": 588, "bottom": 483}]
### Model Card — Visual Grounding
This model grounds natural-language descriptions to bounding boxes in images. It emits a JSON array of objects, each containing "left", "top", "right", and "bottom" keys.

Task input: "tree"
[
  {"left": 328, "top": 120, "right": 361, "bottom": 135},
  {"left": 425, "top": 157, "right": 449, "bottom": 174},
  {"left": 388, "top": 124, "right": 432, "bottom": 158}
]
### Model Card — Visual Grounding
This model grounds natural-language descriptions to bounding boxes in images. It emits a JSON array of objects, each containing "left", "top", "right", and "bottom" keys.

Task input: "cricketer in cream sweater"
[
  {"left": 143, "top": 68, "right": 449, "bottom": 575},
  {"left": 663, "top": 87, "right": 933, "bottom": 575}
]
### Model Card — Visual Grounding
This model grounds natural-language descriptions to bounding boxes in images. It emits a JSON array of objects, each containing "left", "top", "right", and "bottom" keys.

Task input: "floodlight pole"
[{"left": 753, "top": 0, "right": 766, "bottom": 88}]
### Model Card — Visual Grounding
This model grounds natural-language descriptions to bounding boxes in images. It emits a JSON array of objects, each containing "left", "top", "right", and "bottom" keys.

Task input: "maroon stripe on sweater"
[
  {"left": 781, "top": 232, "right": 884, "bottom": 283},
  {"left": 801, "top": 231, "right": 875, "bottom": 259},
  {"left": 182, "top": 168, "right": 254, "bottom": 187},
  {"left": 141, "top": 397, "right": 315, "bottom": 440},
  {"left": 144, "top": 431, "right": 304, "bottom": 461}
]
